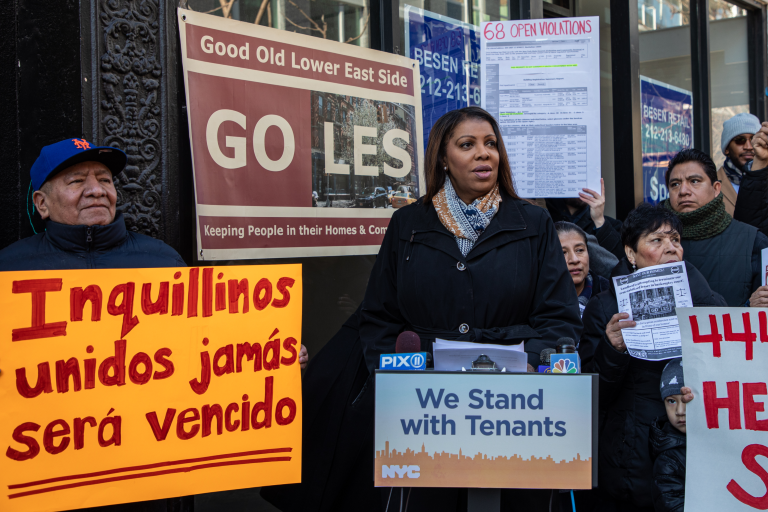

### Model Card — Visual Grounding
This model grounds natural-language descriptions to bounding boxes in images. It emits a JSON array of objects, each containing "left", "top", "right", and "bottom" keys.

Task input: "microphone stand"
[{"left": 467, "top": 488, "right": 500, "bottom": 511}]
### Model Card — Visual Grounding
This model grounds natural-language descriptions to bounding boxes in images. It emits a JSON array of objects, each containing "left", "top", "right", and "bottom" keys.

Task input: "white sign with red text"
[
  {"left": 480, "top": 17, "right": 601, "bottom": 198},
  {"left": 678, "top": 307, "right": 768, "bottom": 511}
]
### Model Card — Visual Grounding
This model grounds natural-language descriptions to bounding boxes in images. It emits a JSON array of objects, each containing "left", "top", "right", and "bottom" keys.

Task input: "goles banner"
[
  {"left": 179, "top": 9, "right": 424, "bottom": 260},
  {"left": 0, "top": 265, "right": 302, "bottom": 512}
]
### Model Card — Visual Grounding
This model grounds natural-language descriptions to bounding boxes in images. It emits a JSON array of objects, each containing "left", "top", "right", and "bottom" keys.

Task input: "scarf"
[
  {"left": 432, "top": 177, "right": 501, "bottom": 256},
  {"left": 662, "top": 193, "right": 732, "bottom": 240},
  {"left": 723, "top": 157, "right": 745, "bottom": 187}
]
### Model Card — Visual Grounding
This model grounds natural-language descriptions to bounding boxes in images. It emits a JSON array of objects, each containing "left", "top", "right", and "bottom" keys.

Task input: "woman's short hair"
[
  {"left": 554, "top": 221, "right": 588, "bottom": 245},
  {"left": 665, "top": 148, "right": 718, "bottom": 186},
  {"left": 621, "top": 203, "right": 684, "bottom": 252},
  {"left": 423, "top": 107, "right": 520, "bottom": 204}
]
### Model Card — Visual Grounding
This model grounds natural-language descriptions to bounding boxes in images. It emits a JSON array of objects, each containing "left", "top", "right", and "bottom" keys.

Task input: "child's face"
[{"left": 665, "top": 394, "right": 686, "bottom": 433}]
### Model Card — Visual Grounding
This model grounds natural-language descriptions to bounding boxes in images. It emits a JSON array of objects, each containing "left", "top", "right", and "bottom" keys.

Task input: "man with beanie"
[
  {"left": 718, "top": 113, "right": 761, "bottom": 215},
  {"left": 0, "top": 138, "right": 186, "bottom": 270},
  {"left": 663, "top": 148, "right": 768, "bottom": 306},
  {"left": 650, "top": 358, "right": 687, "bottom": 512}
]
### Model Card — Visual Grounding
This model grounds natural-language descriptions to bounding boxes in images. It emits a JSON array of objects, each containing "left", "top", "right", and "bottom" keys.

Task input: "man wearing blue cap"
[{"left": 0, "top": 138, "right": 186, "bottom": 270}]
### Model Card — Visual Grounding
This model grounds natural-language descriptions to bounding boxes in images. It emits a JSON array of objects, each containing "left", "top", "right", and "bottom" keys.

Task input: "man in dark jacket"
[
  {"left": 650, "top": 358, "right": 687, "bottom": 512},
  {"left": 734, "top": 121, "right": 768, "bottom": 237},
  {"left": 546, "top": 178, "right": 625, "bottom": 261},
  {"left": 0, "top": 138, "right": 186, "bottom": 269},
  {"left": 662, "top": 148, "right": 768, "bottom": 306}
]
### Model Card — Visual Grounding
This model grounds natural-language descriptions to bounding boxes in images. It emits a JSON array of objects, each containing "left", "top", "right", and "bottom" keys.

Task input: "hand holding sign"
[{"left": 605, "top": 312, "right": 635, "bottom": 353}]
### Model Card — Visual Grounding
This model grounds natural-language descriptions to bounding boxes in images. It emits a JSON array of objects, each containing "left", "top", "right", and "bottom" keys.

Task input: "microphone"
[
  {"left": 557, "top": 337, "right": 576, "bottom": 353},
  {"left": 538, "top": 348, "right": 556, "bottom": 373},
  {"left": 551, "top": 337, "right": 581, "bottom": 373},
  {"left": 396, "top": 331, "right": 421, "bottom": 353},
  {"left": 380, "top": 331, "right": 428, "bottom": 371}
]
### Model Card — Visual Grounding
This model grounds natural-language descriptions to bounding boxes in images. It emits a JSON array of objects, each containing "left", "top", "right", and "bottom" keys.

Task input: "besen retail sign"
[
  {"left": 374, "top": 371, "right": 597, "bottom": 489},
  {"left": 178, "top": 9, "right": 425, "bottom": 260},
  {"left": 678, "top": 308, "right": 768, "bottom": 511},
  {"left": 0, "top": 265, "right": 302, "bottom": 512}
]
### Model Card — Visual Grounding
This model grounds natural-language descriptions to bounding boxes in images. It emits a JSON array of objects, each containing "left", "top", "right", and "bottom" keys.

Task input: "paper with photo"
[
  {"left": 761, "top": 247, "right": 768, "bottom": 286},
  {"left": 433, "top": 338, "right": 527, "bottom": 372},
  {"left": 612, "top": 262, "right": 692, "bottom": 360}
]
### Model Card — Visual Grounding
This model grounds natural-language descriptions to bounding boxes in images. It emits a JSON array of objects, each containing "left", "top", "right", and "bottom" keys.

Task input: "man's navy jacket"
[{"left": 0, "top": 213, "right": 185, "bottom": 271}]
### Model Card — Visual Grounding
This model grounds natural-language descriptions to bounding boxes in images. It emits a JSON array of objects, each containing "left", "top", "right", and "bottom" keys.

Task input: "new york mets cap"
[{"left": 30, "top": 138, "right": 127, "bottom": 191}]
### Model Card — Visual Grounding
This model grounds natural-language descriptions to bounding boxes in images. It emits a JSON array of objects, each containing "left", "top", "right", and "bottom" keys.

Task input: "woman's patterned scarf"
[{"left": 432, "top": 177, "right": 502, "bottom": 256}]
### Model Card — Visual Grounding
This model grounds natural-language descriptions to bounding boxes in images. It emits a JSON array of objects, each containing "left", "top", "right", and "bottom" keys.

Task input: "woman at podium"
[{"left": 358, "top": 107, "right": 582, "bottom": 510}]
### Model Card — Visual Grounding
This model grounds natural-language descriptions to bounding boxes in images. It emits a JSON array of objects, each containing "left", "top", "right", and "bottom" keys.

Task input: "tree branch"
[{"left": 345, "top": 13, "right": 370, "bottom": 44}]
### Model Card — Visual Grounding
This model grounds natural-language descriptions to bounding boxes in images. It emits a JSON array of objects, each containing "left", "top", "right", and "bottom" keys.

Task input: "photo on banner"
[
  {"left": 480, "top": 18, "right": 602, "bottom": 198},
  {"left": 640, "top": 76, "right": 694, "bottom": 205},
  {"left": 179, "top": 9, "right": 424, "bottom": 260},
  {"left": 0, "top": 265, "right": 303, "bottom": 512},
  {"left": 404, "top": 6, "right": 481, "bottom": 152}
]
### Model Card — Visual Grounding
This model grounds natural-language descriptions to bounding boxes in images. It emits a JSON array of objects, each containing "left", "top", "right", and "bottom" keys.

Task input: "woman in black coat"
[
  {"left": 360, "top": 107, "right": 583, "bottom": 510},
  {"left": 579, "top": 204, "right": 725, "bottom": 512}
]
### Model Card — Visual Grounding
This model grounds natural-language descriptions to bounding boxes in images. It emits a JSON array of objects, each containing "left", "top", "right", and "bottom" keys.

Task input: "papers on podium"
[{"left": 433, "top": 338, "right": 528, "bottom": 372}]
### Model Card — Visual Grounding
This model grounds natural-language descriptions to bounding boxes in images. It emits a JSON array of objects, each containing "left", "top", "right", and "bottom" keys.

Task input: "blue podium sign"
[
  {"left": 640, "top": 76, "right": 694, "bottom": 205},
  {"left": 405, "top": 6, "right": 480, "bottom": 151}
]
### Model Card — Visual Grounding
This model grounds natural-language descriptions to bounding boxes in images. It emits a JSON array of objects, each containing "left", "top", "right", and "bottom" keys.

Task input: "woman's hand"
[
  {"left": 299, "top": 345, "right": 309, "bottom": 370},
  {"left": 605, "top": 312, "right": 636, "bottom": 352},
  {"left": 579, "top": 178, "right": 606, "bottom": 228}
]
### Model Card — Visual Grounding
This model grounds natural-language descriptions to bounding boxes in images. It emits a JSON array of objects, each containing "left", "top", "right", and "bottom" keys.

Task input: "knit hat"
[
  {"left": 660, "top": 358, "right": 684, "bottom": 399},
  {"left": 721, "top": 113, "right": 761, "bottom": 155}
]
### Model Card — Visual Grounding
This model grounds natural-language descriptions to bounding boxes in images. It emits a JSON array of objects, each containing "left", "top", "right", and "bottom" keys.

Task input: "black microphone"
[
  {"left": 556, "top": 337, "right": 576, "bottom": 354},
  {"left": 540, "top": 348, "right": 556, "bottom": 365},
  {"left": 538, "top": 348, "right": 556, "bottom": 373},
  {"left": 396, "top": 331, "right": 421, "bottom": 353}
]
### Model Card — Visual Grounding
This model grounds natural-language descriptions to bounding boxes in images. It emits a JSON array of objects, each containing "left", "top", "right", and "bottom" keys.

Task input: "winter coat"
[
  {"left": 546, "top": 198, "right": 626, "bottom": 261},
  {"left": 580, "top": 259, "right": 724, "bottom": 508},
  {"left": 716, "top": 165, "right": 738, "bottom": 216},
  {"left": 261, "top": 310, "right": 382, "bottom": 512},
  {"left": 650, "top": 417, "right": 686, "bottom": 512},
  {"left": 360, "top": 190, "right": 583, "bottom": 370},
  {"left": 0, "top": 213, "right": 185, "bottom": 270},
  {"left": 734, "top": 164, "right": 768, "bottom": 237}
]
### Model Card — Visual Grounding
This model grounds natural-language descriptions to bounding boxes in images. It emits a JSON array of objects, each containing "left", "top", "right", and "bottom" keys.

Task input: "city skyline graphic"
[{"left": 375, "top": 441, "right": 591, "bottom": 489}]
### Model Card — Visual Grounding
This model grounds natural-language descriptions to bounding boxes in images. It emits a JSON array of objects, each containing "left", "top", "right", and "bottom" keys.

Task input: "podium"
[{"left": 374, "top": 371, "right": 598, "bottom": 511}]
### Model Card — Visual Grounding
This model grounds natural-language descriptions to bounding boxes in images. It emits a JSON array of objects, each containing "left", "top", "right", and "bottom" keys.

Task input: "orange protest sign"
[{"left": 0, "top": 265, "right": 302, "bottom": 512}]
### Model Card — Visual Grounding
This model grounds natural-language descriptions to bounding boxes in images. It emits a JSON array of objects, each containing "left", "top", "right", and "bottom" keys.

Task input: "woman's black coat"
[
  {"left": 580, "top": 259, "right": 724, "bottom": 508},
  {"left": 360, "top": 191, "right": 583, "bottom": 370},
  {"left": 650, "top": 416, "right": 686, "bottom": 512}
]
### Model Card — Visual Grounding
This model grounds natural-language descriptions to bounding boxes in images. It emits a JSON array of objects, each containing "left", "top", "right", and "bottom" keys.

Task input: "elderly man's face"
[{"left": 33, "top": 161, "right": 117, "bottom": 226}]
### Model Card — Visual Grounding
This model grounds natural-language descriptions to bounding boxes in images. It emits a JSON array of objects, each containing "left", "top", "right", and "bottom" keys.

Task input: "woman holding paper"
[
  {"left": 579, "top": 203, "right": 725, "bottom": 512},
  {"left": 359, "top": 107, "right": 582, "bottom": 510}
]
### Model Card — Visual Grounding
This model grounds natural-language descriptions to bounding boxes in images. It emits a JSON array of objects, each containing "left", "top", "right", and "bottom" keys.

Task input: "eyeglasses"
[{"left": 732, "top": 136, "right": 751, "bottom": 145}]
